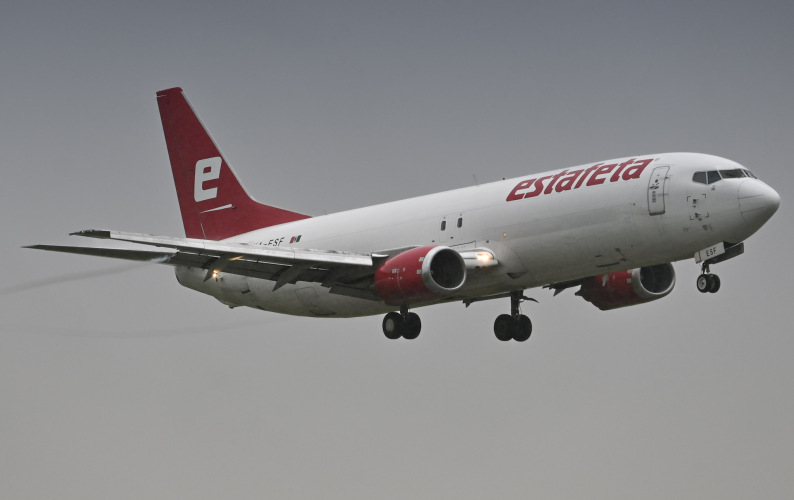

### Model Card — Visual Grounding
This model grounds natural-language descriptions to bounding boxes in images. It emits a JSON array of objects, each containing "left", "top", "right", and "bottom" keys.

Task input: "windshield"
[
  {"left": 694, "top": 168, "right": 758, "bottom": 184},
  {"left": 720, "top": 169, "right": 745, "bottom": 179}
]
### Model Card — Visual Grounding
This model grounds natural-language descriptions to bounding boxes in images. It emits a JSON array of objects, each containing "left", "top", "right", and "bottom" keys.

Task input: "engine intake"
[
  {"left": 577, "top": 263, "right": 676, "bottom": 310},
  {"left": 374, "top": 246, "right": 466, "bottom": 305}
]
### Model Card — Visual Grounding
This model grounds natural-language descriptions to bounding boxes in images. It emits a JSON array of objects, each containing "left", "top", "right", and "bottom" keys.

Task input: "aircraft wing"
[
  {"left": 27, "top": 230, "right": 384, "bottom": 297},
  {"left": 28, "top": 230, "right": 499, "bottom": 301},
  {"left": 25, "top": 245, "right": 178, "bottom": 263}
]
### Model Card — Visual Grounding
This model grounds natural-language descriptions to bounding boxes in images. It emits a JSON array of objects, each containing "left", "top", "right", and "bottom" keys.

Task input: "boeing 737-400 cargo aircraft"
[{"left": 28, "top": 88, "right": 781, "bottom": 341}]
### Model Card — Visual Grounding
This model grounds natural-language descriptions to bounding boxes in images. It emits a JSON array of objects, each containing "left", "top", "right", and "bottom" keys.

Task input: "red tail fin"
[{"left": 156, "top": 87, "right": 310, "bottom": 240}]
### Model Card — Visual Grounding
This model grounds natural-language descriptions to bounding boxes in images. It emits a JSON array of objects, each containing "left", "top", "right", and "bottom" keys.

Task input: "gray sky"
[{"left": 2, "top": 1, "right": 792, "bottom": 498}]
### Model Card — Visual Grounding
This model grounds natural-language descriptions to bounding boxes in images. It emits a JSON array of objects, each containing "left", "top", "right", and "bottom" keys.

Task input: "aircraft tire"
[
  {"left": 696, "top": 274, "right": 712, "bottom": 293},
  {"left": 402, "top": 313, "right": 421, "bottom": 340},
  {"left": 494, "top": 314, "right": 515, "bottom": 341},
  {"left": 513, "top": 315, "right": 532, "bottom": 342},
  {"left": 709, "top": 274, "right": 721, "bottom": 293},
  {"left": 382, "top": 312, "right": 403, "bottom": 339}
]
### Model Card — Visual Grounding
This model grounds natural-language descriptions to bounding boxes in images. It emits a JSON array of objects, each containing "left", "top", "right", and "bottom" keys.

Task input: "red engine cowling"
[
  {"left": 374, "top": 246, "right": 466, "bottom": 305},
  {"left": 577, "top": 263, "right": 676, "bottom": 310}
]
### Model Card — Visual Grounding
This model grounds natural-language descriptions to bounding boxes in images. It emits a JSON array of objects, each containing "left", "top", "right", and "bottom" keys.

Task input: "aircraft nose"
[{"left": 738, "top": 180, "right": 781, "bottom": 226}]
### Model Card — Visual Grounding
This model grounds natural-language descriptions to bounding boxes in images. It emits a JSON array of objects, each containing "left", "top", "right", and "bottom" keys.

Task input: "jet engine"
[
  {"left": 576, "top": 263, "right": 676, "bottom": 310},
  {"left": 374, "top": 246, "right": 466, "bottom": 305}
]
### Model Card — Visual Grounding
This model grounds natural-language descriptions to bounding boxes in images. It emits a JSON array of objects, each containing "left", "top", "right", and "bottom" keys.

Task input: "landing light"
[{"left": 459, "top": 249, "right": 498, "bottom": 268}]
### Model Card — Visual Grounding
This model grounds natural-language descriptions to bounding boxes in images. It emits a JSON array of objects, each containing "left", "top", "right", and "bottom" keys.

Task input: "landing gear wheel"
[
  {"left": 382, "top": 309, "right": 421, "bottom": 340},
  {"left": 494, "top": 291, "right": 537, "bottom": 342},
  {"left": 494, "top": 314, "right": 514, "bottom": 341},
  {"left": 382, "top": 312, "right": 403, "bottom": 339},
  {"left": 402, "top": 313, "right": 422, "bottom": 340},
  {"left": 696, "top": 274, "right": 712, "bottom": 293},
  {"left": 708, "top": 274, "right": 721, "bottom": 293},
  {"left": 513, "top": 315, "right": 532, "bottom": 342}
]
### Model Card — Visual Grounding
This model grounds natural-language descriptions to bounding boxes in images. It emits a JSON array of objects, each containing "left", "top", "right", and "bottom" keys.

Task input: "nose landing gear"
[
  {"left": 493, "top": 291, "right": 534, "bottom": 342},
  {"left": 696, "top": 263, "right": 721, "bottom": 293}
]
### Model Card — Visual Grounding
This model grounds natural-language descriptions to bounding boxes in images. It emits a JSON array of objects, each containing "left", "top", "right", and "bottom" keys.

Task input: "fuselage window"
[
  {"left": 693, "top": 172, "right": 707, "bottom": 184},
  {"left": 457, "top": 217, "right": 463, "bottom": 228},
  {"left": 744, "top": 169, "right": 757, "bottom": 179},
  {"left": 707, "top": 170, "right": 722, "bottom": 184},
  {"left": 440, "top": 220, "right": 446, "bottom": 231}
]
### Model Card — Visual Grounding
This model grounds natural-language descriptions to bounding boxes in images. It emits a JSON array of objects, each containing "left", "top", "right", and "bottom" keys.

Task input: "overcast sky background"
[{"left": 1, "top": 1, "right": 792, "bottom": 498}]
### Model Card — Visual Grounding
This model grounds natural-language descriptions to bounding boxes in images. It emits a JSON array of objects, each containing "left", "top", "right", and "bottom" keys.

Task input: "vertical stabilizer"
[{"left": 156, "top": 87, "right": 310, "bottom": 240}]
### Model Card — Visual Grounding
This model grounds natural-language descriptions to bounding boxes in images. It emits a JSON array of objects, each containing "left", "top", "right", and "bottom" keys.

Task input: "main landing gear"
[
  {"left": 493, "top": 291, "right": 534, "bottom": 342},
  {"left": 696, "top": 263, "right": 721, "bottom": 294},
  {"left": 381, "top": 292, "right": 536, "bottom": 342},
  {"left": 382, "top": 305, "right": 422, "bottom": 340}
]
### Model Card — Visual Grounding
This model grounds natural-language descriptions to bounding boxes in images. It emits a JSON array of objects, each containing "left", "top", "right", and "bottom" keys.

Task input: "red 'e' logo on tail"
[{"left": 194, "top": 157, "right": 222, "bottom": 202}]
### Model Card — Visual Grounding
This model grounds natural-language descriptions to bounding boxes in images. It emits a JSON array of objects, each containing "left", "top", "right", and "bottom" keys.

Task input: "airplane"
[{"left": 28, "top": 87, "right": 781, "bottom": 342}]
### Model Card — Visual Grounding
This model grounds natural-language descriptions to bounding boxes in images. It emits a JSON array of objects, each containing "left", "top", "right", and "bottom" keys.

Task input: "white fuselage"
[{"left": 175, "top": 152, "right": 779, "bottom": 317}]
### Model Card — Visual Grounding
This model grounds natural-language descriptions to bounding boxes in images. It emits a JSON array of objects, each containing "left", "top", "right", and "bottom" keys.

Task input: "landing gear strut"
[
  {"left": 696, "top": 263, "right": 721, "bottom": 294},
  {"left": 382, "top": 305, "right": 422, "bottom": 340},
  {"left": 493, "top": 291, "right": 533, "bottom": 342}
]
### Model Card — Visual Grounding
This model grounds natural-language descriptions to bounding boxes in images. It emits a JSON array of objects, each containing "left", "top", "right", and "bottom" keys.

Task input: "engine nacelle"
[
  {"left": 577, "top": 263, "right": 676, "bottom": 311},
  {"left": 374, "top": 246, "right": 466, "bottom": 305}
]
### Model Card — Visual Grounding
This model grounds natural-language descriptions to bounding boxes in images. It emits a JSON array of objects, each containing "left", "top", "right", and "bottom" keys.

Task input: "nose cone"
[{"left": 738, "top": 180, "right": 781, "bottom": 227}]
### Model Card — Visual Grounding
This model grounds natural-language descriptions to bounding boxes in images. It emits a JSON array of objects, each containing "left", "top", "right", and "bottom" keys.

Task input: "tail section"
[{"left": 156, "top": 87, "right": 310, "bottom": 240}]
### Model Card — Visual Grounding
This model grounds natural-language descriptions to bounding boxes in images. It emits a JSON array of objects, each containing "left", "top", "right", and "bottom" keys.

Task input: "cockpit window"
[
  {"left": 720, "top": 169, "right": 746, "bottom": 179},
  {"left": 694, "top": 168, "right": 758, "bottom": 185},
  {"left": 693, "top": 171, "right": 723, "bottom": 184}
]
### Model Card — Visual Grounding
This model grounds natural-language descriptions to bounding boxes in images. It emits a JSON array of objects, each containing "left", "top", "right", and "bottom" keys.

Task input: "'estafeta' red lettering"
[
  {"left": 505, "top": 157, "right": 654, "bottom": 203},
  {"left": 555, "top": 169, "right": 584, "bottom": 192},
  {"left": 544, "top": 170, "right": 568, "bottom": 194},
  {"left": 506, "top": 179, "right": 535, "bottom": 201},
  {"left": 575, "top": 164, "right": 602, "bottom": 189},
  {"left": 611, "top": 159, "right": 635, "bottom": 182},
  {"left": 622, "top": 158, "right": 652, "bottom": 180},
  {"left": 524, "top": 176, "right": 551, "bottom": 198},
  {"left": 586, "top": 163, "right": 616, "bottom": 186}
]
